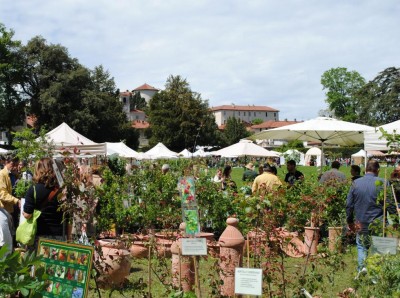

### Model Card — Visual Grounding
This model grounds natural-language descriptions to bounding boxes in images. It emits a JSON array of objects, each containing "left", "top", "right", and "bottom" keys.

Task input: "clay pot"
[
  {"left": 207, "top": 241, "right": 220, "bottom": 258},
  {"left": 171, "top": 238, "right": 195, "bottom": 292},
  {"left": 95, "top": 239, "right": 131, "bottom": 288},
  {"left": 155, "top": 231, "right": 178, "bottom": 257},
  {"left": 218, "top": 218, "right": 245, "bottom": 297},
  {"left": 304, "top": 227, "right": 319, "bottom": 256},
  {"left": 328, "top": 227, "right": 343, "bottom": 252},
  {"left": 246, "top": 229, "right": 268, "bottom": 256}
]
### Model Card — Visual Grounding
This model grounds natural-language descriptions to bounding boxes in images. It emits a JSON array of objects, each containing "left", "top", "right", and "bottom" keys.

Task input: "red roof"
[
  {"left": 211, "top": 105, "right": 279, "bottom": 112},
  {"left": 130, "top": 109, "right": 146, "bottom": 114},
  {"left": 133, "top": 83, "right": 159, "bottom": 91},
  {"left": 120, "top": 91, "right": 131, "bottom": 96},
  {"left": 132, "top": 120, "right": 150, "bottom": 129},
  {"left": 251, "top": 120, "right": 301, "bottom": 129}
]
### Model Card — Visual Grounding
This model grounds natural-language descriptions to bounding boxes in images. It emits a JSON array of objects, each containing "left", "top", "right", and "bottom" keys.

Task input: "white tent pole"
[{"left": 320, "top": 142, "right": 324, "bottom": 173}]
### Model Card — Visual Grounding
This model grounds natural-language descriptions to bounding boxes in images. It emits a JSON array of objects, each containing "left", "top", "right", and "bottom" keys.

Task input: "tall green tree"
[
  {"left": 223, "top": 117, "right": 250, "bottom": 145},
  {"left": 147, "top": 75, "right": 219, "bottom": 152},
  {"left": 356, "top": 67, "right": 400, "bottom": 126},
  {"left": 16, "top": 37, "right": 139, "bottom": 148},
  {"left": 321, "top": 67, "right": 365, "bottom": 122},
  {"left": 0, "top": 24, "right": 25, "bottom": 144},
  {"left": 130, "top": 92, "right": 147, "bottom": 110}
]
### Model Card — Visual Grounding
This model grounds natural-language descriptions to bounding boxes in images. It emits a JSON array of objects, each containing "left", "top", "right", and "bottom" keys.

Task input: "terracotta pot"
[
  {"left": 95, "top": 239, "right": 131, "bottom": 288},
  {"left": 207, "top": 241, "right": 220, "bottom": 258},
  {"left": 304, "top": 227, "right": 319, "bottom": 256},
  {"left": 155, "top": 231, "right": 178, "bottom": 257},
  {"left": 218, "top": 218, "right": 245, "bottom": 297},
  {"left": 328, "top": 227, "right": 343, "bottom": 252},
  {"left": 124, "top": 234, "right": 150, "bottom": 258},
  {"left": 246, "top": 229, "right": 268, "bottom": 256},
  {"left": 171, "top": 239, "right": 195, "bottom": 292}
]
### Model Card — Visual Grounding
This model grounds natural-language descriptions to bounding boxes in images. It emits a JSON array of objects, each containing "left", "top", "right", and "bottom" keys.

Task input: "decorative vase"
[
  {"left": 303, "top": 227, "right": 319, "bottom": 256},
  {"left": 95, "top": 239, "right": 131, "bottom": 288},
  {"left": 246, "top": 229, "right": 268, "bottom": 256},
  {"left": 128, "top": 234, "right": 150, "bottom": 258},
  {"left": 155, "top": 231, "right": 178, "bottom": 258},
  {"left": 218, "top": 217, "right": 245, "bottom": 297},
  {"left": 328, "top": 227, "right": 343, "bottom": 252}
]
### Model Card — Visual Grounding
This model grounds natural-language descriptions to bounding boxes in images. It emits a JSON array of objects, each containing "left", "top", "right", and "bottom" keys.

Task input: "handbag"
[{"left": 16, "top": 187, "right": 41, "bottom": 246}]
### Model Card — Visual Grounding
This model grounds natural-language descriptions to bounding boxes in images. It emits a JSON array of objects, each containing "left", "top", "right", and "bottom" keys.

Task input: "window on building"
[
  {"left": 274, "top": 112, "right": 276, "bottom": 117},
  {"left": 244, "top": 112, "right": 246, "bottom": 116},
  {"left": 123, "top": 97, "right": 127, "bottom": 104},
  {"left": 254, "top": 112, "right": 256, "bottom": 116},
  {"left": 224, "top": 111, "right": 226, "bottom": 115},
  {"left": 266, "top": 112, "right": 268, "bottom": 117},
  {"left": 238, "top": 111, "right": 240, "bottom": 116}
]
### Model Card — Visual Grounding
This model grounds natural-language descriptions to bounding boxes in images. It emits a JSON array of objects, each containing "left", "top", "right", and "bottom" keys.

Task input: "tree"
[
  {"left": 147, "top": 75, "right": 219, "bottom": 152},
  {"left": 130, "top": 92, "right": 147, "bottom": 110},
  {"left": 251, "top": 118, "right": 263, "bottom": 125},
  {"left": 321, "top": 67, "right": 365, "bottom": 122},
  {"left": 356, "top": 67, "right": 400, "bottom": 126},
  {"left": 223, "top": 117, "right": 250, "bottom": 145},
  {"left": 0, "top": 23, "right": 25, "bottom": 144},
  {"left": 17, "top": 37, "right": 139, "bottom": 148}
]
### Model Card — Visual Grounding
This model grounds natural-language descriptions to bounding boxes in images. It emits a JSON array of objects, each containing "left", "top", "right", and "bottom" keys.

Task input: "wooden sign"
[{"left": 37, "top": 238, "right": 94, "bottom": 297}]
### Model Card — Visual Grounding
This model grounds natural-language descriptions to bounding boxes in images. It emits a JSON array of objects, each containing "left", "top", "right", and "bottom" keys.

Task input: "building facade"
[{"left": 211, "top": 105, "right": 279, "bottom": 126}]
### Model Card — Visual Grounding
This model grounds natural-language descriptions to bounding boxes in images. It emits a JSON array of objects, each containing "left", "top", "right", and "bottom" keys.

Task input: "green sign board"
[{"left": 37, "top": 238, "right": 94, "bottom": 297}]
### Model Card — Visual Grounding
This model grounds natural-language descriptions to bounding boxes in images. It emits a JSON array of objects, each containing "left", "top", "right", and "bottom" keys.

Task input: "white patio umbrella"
[
  {"left": 251, "top": 117, "right": 373, "bottom": 170},
  {"left": 0, "top": 148, "right": 9, "bottom": 154},
  {"left": 213, "top": 139, "right": 279, "bottom": 158},
  {"left": 192, "top": 148, "right": 212, "bottom": 157},
  {"left": 145, "top": 142, "right": 178, "bottom": 159}
]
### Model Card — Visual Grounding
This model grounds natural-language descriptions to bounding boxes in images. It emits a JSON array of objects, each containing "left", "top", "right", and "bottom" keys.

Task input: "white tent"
[
  {"left": 145, "top": 142, "right": 178, "bottom": 159},
  {"left": 364, "top": 120, "right": 400, "bottom": 151},
  {"left": 178, "top": 149, "right": 192, "bottom": 158},
  {"left": 0, "top": 148, "right": 9, "bottom": 154},
  {"left": 43, "top": 122, "right": 96, "bottom": 146},
  {"left": 192, "top": 148, "right": 212, "bottom": 157},
  {"left": 304, "top": 147, "right": 322, "bottom": 167},
  {"left": 351, "top": 149, "right": 366, "bottom": 157},
  {"left": 280, "top": 149, "right": 305, "bottom": 166},
  {"left": 106, "top": 142, "right": 139, "bottom": 158},
  {"left": 213, "top": 139, "right": 279, "bottom": 158}
]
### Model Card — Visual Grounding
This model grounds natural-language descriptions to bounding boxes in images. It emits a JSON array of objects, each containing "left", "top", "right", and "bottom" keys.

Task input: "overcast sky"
[{"left": 1, "top": 0, "right": 399, "bottom": 121}]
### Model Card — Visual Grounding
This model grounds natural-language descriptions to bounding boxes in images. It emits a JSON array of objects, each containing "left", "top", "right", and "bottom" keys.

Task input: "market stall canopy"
[
  {"left": 251, "top": 117, "right": 373, "bottom": 170},
  {"left": 42, "top": 122, "right": 96, "bottom": 146},
  {"left": 367, "top": 150, "right": 385, "bottom": 157},
  {"left": 178, "top": 149, "right": 192, "bottom": 158},
  {"left": 305, "top": 147, "right": 322, "bottom": 167},
  {"left": 212, "top": 139, "right": 279, "bottom": 158},
  {"left": 106, "top": 142, "right": 139, "bottom": 158},
  {"left": 145, "top": 142, "right": 178, "bottom": 159},
  {"left": 351, "top": 149, "right": 366, "bottom": 157},
  {"left": 364, "top": 120, "right": 400, "bottom": 151},
  {"left": 192, "top": 148, "right": 213, "bottom": 157},
  {"left": 0, "top": 148, "right": 9, "bottom": 154}
]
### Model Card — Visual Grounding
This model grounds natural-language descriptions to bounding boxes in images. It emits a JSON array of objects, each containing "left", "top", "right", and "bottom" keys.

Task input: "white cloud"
[{"left": 1, "top": 0, "right": 399, "bottom": 121}]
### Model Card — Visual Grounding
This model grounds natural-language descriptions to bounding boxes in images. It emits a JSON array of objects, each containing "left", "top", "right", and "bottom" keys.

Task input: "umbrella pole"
[{"left": 320, "top": 142, "right": 324, "bottom": 173}]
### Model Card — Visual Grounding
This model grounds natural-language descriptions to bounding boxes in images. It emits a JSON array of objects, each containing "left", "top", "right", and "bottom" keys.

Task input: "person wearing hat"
[
  {"left": 252, "top": 163, "right": 282, "bottom": 194},
  {"left": 242, "top": 162, "right": 258, "bottom": 182}
]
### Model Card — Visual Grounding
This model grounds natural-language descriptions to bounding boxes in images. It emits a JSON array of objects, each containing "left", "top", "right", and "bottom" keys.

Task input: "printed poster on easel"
[
  {"left": 177, "top": 176, "right": 200, "bottom": 235},
  {"left": 37, "top": 238, "right": 94, "bottom": 297}
]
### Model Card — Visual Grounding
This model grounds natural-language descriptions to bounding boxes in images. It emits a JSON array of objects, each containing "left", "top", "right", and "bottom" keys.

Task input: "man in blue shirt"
[{"left": 346, "top": 160, "right": 396, "bottom": 272}]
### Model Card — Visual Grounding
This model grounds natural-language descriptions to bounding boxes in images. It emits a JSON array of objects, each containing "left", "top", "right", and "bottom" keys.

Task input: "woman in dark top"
[{"left": 23, "top": 158, "right": 64, "bottom": 240}]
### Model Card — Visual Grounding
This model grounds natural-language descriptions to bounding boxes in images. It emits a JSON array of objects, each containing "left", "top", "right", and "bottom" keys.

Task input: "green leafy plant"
[{"left": 0, "top": 246, "right": 47, "bottom": 297}]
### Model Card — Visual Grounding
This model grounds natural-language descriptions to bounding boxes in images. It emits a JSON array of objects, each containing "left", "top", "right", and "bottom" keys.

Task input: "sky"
[{"left": 1, "top": 0, "right": 399, "bottom": 121}]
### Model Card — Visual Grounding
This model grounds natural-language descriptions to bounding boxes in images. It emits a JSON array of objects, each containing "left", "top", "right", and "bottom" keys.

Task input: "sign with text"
[
  {"left": 37, "top": 238, "right": 94, "bottom": 297},
  {"left": 181, "top": 238, "right": 207, "bottom": 256},
  {"left": 234, "top": 268, "right": 263, "bottom": 296}
]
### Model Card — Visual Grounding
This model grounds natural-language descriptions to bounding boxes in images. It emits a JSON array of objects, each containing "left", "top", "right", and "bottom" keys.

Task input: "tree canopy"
[
  {"left": 0, "top": 24, "right": 139, "bottom": 149},
  {"left": 355, "top": 67, "right": 400, "bottom": 126},
  {"left": 321, "top": 67, "right": 365, "bottom": 122},
  {"left": 147, "top": 75, "right": 219, "bottom": 152},
  {"left": 222, "top": 117, "right": 251, "bottom": 145}
]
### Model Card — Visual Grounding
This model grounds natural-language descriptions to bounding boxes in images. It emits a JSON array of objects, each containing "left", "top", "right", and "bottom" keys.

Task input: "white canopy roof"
[
  {"left": 192, "top": 148, "right": 212, "bottom": 157},
  {"left": 106, "top": 142, "right": 139, "bottom": 158},
  {"left": 364, "top": 120, "right": 400, "bottom": 151},
  {"left": 351, "top": 149, "right": 366, "bottom": 157},
  {"left": 305, "top": 147, "right": 322, "bottom": 167},
  {"left": 213, "top": 139, "right": 279, "bottom": 158},
  {"left": 178, "top": 149, "right": 192, "bottom": 158},
  {"left": 43, "top": 122, "right": 96, "bottom": 146},
  {"left": 0, "top": 148, "right": 9, "bottom": 154},
  {"left": 145, "top": 142, "right": 178, "bottom": 159}
]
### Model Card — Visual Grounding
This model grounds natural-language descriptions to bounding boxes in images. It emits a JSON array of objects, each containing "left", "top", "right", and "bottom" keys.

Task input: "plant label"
[
  {"left": 181, "top": 238, "right": 207, "bottom": 256},
  {"left": 234, "top": 268, "right": 263, "bottom": 296}
]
